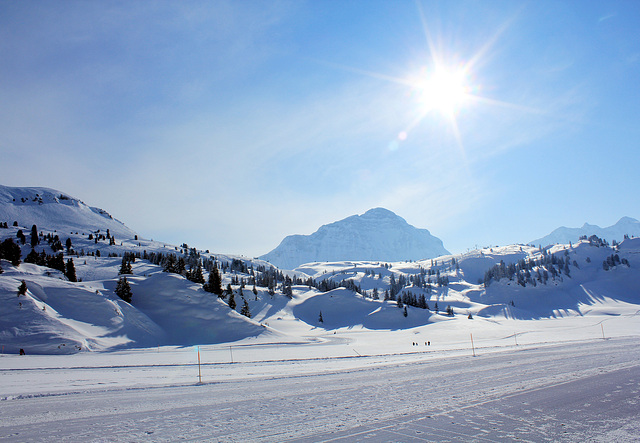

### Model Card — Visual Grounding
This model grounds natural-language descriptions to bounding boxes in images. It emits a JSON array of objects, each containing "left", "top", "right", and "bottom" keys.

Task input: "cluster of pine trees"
[
  {"left": 602, "top": 254, "right": 630, "bottom": 271},
  {"left": 0, "top": 238, "right": 21, "bottom": 266},
  {"left": 483, "top": 250, "right": 575, "bottom": 288}
]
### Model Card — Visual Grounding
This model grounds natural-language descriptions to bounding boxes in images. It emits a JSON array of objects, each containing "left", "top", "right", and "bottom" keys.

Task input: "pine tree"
[
  {"left": 282, "top": 276, "right": 293, "bottom": 298},
  {"left": 403, "top": 306, "right": 408, "bottom": 317},
  {"left": 30, "top": 225, "right": 39, "bottom": 248},
  {"left": 119, "top": 257, "right": 133, "bottom": 275},
  {"left": 115, "top": 277, "right": 132, "bottom": 303},
  {"left": 318, "top": 311, "right": 324, "bottom": 323},
  {"left": 65, "top": 258, "right": 77, "bottom": 282},
  {"left": 163, "top": 254, "right": 177, "bottom": 273},
  {"left": 16, "top": 229, "right": 26, "bottom": 244},
  {"left": 224, "top": 283, "right": 233, "bottom": 300},
  {"left": 176, "top": 257, "right": 186, "bottom": 275},
  {"left": 240, "top": 299, "right": 251, "bottom": 318},
  {"left": 192, "top": 264, "right": 205, "bottom": 284},
  {"left": 204, "top": 266, "right": 223, "bottom": 296},
  {"left": 65, "top": 237, "right": 72, "bottom": 253},
  {"left": 18, "top": 280, "right": 27, "bottom": 296},
  {"left": 0, "top": 238, "right": 22, "bottom": 266},
  {"left": 228, "top": 289, "right": 236, "bottom": 310}
]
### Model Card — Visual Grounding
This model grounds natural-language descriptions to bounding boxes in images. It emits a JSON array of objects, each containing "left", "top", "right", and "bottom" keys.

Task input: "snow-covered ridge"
[
  {"left": 259, "top": 207, "right": 450, "bottom": 270},
  {"left": 0, "top": 185, "right": 135, "bottom": 238},
  {"left": 1, "top": 185, "right": 639, "bottom": 357},
  {"left": 530, "top": 216, "right": 640, "bottom": 247}
]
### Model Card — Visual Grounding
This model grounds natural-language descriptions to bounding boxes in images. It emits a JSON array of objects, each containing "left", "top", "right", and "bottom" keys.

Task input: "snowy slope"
[
  {"left": 260, "top": 208, "right": 450, "bottom": 270},
  {"left": 2, "top": 185, "right": 640, "bottom": 357},
  {"left": 530, "top": 216, "right": 640, "bottom": 247},
  {"left": 0, "top": 256, "right": 272, "bottom": 354},
  {"left": 0, "top": 185, "right": 136, "bottom": 238}
]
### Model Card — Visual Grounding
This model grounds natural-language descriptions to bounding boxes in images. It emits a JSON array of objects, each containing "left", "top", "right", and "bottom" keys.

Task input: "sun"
[{"left": 413, "top": 65, "right": 471, "bottom": 117}]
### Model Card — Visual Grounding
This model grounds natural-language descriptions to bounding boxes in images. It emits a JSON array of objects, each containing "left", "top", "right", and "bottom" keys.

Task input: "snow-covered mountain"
[
  {"left": 0, "top": 185, "right": 135, "bottom": 238},
  {"left": 530, "top": 216, "right": 640, "bottom": 247},
  {"left": 259, "top": 208, "right": 450, "bottom": 270},
  {"left": 2, "top": 185, "right": 640, "bottom": 356}
]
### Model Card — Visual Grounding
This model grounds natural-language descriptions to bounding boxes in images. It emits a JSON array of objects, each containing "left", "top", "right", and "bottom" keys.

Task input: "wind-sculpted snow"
[{"left": 260, "top": 208, "right": 449, "bottom": 270}]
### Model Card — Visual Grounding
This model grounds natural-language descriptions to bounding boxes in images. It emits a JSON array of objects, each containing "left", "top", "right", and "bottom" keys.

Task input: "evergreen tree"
[
  {"left": 282, "top": 276, "right": 293, "bottom": 298},
  {"left": 0, "top": 238, "right": 22, "bottom": 266},
  {"left": 65, "top": 237, "right": 72, "bottom": 253},
  {"left": 240, "top": 299, "right": 251, "bottom": 318},
  {"left": 192, "top": 264, "right": 205, "bottom": 284},
  {"left": 18, "top": 280, "right": 27, "bottom": 296},
  {"left": 403, "top": 306, "right": 408, "bottom": 317},
  {"left": 30, "top": 225, "right": 39, "bottom": 248},
  {"left": 115, "top": 277, "right": 132, "bottom": 303},
  {"left": 48, "top": 253, "right": 65, "bottom": 273},
  {"left": 318, "top": 311, "right": 324, "bottom": 323},
  {"left": 65, "top": 258, "right": 77, "bottom": 282},
  {"left": 228, "top": 288, "right": 236, "bottom": 310},
  {"left": 205, "top": 266, "right": 223, "bottom": 296},
  {"left": 119, "top": 257, "right": 133, "bottom": 275},
  {"left": 16, "top": 229, "right": 26, "bottom": 244},
  {"left": 224, "top": 283, "right": 233, "bottom": 300},
  {"left": 176, "top": 257, "right": 186, "bottom": 275},
  {"left": 163, "top": 254, "right": 177, "bottom": 273}
]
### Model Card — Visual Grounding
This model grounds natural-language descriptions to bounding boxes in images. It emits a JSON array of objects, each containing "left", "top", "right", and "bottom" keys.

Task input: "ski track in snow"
[{"left": 0, "top": 337, "right": 638, "bottom": 442}]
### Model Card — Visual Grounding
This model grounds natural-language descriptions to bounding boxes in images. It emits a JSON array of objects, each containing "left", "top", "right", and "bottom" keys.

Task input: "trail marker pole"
[
  {"left": 197, "top": 346, "right": 202, "bottom": 384},
  {"left": 229, "top": 346, "right": 234, "bottom": 363},
  {"left": 514, "top": 332, "right": 518, "bottom": 346},
  {"left": 601, "top": 324, "right": 605, "bottom": 340},
  {"left": 470, "top": 333, "right": 476, "bottom": 357}
]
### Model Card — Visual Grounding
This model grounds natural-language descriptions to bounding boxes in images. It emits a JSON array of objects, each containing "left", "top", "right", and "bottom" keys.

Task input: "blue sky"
[{"left": 2, "top": 0, "right": 639, "bottom": 257}]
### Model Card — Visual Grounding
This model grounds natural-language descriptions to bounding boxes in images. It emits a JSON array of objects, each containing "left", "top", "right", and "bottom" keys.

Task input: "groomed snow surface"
[{"left": 1, "top": 333, "right": 639, "bottom": 442}]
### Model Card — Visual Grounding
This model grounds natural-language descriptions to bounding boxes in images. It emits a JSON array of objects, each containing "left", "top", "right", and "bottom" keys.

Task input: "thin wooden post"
[
  {"left": 470, "top": 333, "right": 476, "bottom": 357},
  {"left": 197, "top": 346, "right": 202, "bottom": 384},
  {"left": 601, "top": 324, "right": 605, "bottom": 340},
  {"left": 514, "top": 332, "right": 518, "bottom": 346},
  {"left": 229, "top": 345, "right": 234, "bottom": 363}
]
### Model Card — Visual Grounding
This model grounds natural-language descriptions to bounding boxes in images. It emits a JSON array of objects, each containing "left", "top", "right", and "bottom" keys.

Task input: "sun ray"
[{"left": 305, "top": 57, "right": 414, "bottom": 87}]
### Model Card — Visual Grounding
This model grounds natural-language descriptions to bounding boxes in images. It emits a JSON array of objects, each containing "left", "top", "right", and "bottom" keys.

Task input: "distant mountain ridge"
[
  {"left": 259, "top": 208, "right": 450, "bottom": 270},
  {"left": 530, "top": 216, "right": 640, "bottom": 247},
  {"left": 0, "top": 185, "right": 136, "bottom": 238}
]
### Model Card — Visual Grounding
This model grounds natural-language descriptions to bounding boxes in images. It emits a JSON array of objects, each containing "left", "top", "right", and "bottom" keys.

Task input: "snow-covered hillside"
[
  {"left": 259, "top": 207, "right": 450, "bottom": 270},
  {"left": 530, "top": 216, "right": 640, "bottom": 247},
  {"left": 0, "top": 185, "right": 135, "bottom": 238},
  {"left": 1, "top": 185, "right": 640, "bottom": 358}
]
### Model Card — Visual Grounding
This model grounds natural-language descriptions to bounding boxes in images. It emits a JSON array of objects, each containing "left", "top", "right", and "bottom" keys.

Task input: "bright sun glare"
[{"left": 415, "top": 65, "right": 470, "bottom": 116}]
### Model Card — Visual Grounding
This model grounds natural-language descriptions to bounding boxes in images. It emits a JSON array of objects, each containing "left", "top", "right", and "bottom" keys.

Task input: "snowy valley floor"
[{"left": 1, "top": 330, "right": 639, "bottom": 442}]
